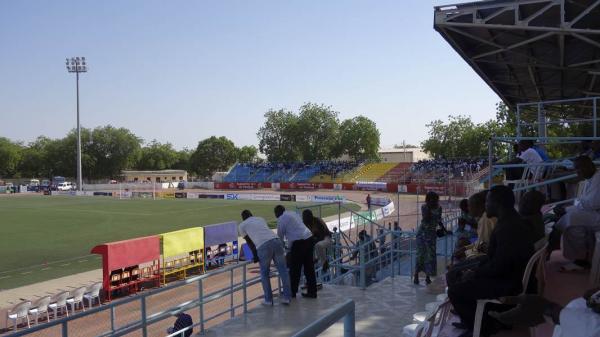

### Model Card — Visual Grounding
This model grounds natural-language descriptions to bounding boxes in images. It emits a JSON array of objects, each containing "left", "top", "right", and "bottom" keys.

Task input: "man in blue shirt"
[{"left": 275, "top": 205, "right": 317, "bottom": 298}]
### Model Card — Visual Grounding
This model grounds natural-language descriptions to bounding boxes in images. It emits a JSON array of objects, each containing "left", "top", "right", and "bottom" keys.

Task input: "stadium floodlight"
[{"left": 65, "top": 57, "right": 88, "bottom": 191}]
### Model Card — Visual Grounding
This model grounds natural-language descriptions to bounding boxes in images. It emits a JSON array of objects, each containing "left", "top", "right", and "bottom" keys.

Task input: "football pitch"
[{"left": 0, "top": 195, "right": 359, "bottom": 290}]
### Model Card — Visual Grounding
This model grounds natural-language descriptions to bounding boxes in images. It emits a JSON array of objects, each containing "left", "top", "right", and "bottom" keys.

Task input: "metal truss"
[{"left": 435, "top": 0, "right": 600, "bottom": 107}]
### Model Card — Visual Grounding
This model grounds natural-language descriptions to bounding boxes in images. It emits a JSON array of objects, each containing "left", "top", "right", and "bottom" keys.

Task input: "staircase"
[{"left": 377, "top": 163, "right": 412, "bottom": 183}]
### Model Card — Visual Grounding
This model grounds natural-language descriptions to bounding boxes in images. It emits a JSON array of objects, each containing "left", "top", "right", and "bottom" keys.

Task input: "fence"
[{"left": 6, "top": 261, "right": 279, "bottom": 337}]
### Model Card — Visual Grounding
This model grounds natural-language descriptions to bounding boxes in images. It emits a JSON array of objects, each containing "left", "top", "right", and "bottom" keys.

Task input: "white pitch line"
[
  {"left": 41, "top": 267, "right": 52, "bottom": 271},
  {"left": 0, "top": 275, "right": 11, "bottom": 280},
  {"left": 60, "top": 263, "right": 71, "bottom": 267},
  {"left": 78, "top": 260, "right": 88, "bottom": 263},
  {"left": 20, "top": 271, "right": 32, "bottom": 275}
]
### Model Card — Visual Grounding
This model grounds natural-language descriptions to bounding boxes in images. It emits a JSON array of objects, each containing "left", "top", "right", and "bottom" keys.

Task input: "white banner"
[
  {"left": 326, "top": 200, "right": 395, "bottom": 233},
  {"left": 311, "top": 195, "right": 345, "bottom": 203}
]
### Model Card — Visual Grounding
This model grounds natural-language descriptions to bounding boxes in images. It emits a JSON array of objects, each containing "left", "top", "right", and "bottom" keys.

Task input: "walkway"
[{"left": 200, "top": 276, "right": 439, "bottom": 337}]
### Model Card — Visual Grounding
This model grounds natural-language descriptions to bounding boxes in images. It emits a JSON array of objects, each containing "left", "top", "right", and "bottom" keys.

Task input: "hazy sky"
[{"left": 0, "top": 0, "right": 499, "bottom": 150}]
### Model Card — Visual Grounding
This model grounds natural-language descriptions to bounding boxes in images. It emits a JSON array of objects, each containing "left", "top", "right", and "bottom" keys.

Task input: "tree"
[
  {"left": 0, "top": 137, "right": 23, "bottom": 178},
  {"left": 236, "top": 145, "right": 259, "bottom": 163},
  {"left": 137, "top": 140, "right": 179, "bottom": 171},
  {"left": 257, "top": 109, "right": 301, "bottom": 162},
  {"left": 338, "top": 116, "right": 380, "bottom": 161},
  {"left": 172, "top": 149, "right": 192, "bottom": 171},
  {"left": 19, "top": 136, "right": 53, "bottom": 178},
  {"left": 85, "top": 126, "right": 142, "bottom": 179},
  {"left": 190, "top": 136, "right": 238, "bottom": 179},
  {"left": 421, "top": 115, "right": 503, "bottom": 159},
  {"left": 296, "top": 103, "right": 341, "bottom": 161}
]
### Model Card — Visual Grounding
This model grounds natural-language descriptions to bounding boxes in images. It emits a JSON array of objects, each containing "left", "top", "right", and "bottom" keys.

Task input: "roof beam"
[
  {"left": 436, "top": 21, "right": 600, "bottom": 35},
  {"left": 523, "top": 1, "right": 559, "bottom": 25},
  {"left": 568, "top": 0, "right": 600, "bottom": 27},
  {"left": 472, "top": 32, "right": 554, "bottom": 59},
  {"left": 571, "top": 32, "right": 600, "bottom": 49},
  {"left": 569, "top": 58, "right": 600, "bottom": 68}
]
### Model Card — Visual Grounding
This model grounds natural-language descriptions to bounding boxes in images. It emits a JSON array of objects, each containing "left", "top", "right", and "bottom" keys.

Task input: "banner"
[
  {"left": 312, "top": 195, "right": 345, "bottom": 203},
  {"left": 175, "top": 192, "right": 187, "bottom": 198},
  {"left": 278, "top": 182, "right": 334, "bottom": 190},
  {"left": 326, "top": 200, "right": 395, "bottom": 233},
  {"left": 354, "top": 181, "right": 388, "bottom": 191},
  {"left": 280, "top": 194, "right": 296, "bottom": 201}
]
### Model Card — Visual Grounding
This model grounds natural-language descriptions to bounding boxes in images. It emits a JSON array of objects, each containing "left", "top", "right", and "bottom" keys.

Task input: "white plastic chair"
[
  {"left": 49, "top": 291, "right": 70, "bottom": 319},
  {"left": 28, "top": 296, "right": 52, "bottom": 325},
  {"left": 83, "top": 282, "right": 102, "bottom": 309},
  {"left": 413, "top": 301, "right": 442, "bottom": 322},
  {"left": 6, "top": 300, "right": 32, "bottom": 331},
  {"left": 404, "top": 299, "right": 452, "bottom": 337},
  {"left": 472, "top": 240, "right": 549, "bottom": 337},
  {"left": 67, "top": 286, "right": 87, "bottom": 312}
]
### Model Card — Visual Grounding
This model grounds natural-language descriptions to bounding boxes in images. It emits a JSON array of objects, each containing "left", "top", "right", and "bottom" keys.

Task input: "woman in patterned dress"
[{"left": 414, "top": 191, "right": 442, "bottom": 285}]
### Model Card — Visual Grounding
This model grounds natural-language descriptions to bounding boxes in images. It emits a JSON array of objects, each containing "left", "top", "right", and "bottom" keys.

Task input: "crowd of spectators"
[
  {"left": 411, "top": 158, "right": 490, "bottom": 180},
  {"left": 225, "top": 160, "right": 362, "bottom": 182}
]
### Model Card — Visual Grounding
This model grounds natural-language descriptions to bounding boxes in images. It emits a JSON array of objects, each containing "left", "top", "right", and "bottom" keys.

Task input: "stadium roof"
[{"left": 434, "top": 0, "right": 600, "bottom": 107}]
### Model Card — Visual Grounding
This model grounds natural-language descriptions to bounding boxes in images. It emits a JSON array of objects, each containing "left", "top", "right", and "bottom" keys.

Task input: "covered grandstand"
[{"left": 5, "top": 1, "right": 600, "bottom": 337}]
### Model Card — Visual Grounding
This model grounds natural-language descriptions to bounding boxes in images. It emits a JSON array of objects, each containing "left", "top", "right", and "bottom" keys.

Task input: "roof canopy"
[
  {"left": 160, "top": 227, "right": 204, "bottom": 258},
  {"left": 434, "top": 0, "right": 600, "bottom": 107},
  {"left": 204, "top": 222, "right": 238, "bottom": 247}
]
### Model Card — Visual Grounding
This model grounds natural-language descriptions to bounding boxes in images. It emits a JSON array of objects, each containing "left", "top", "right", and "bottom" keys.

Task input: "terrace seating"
[
  {"left": 28, "top": 296, "right": 52, "bottom": 325},
  {"left": 49, "top": 291, "right": 70, "bottom": 319},
  {"left": 472, "top": 239, "right": 549, "bottom": 337},
  {"left": 83, "top": 282, "right": 102, "bottom": 309},
  {"left": 402, "top": 299, "right": 452, "bottom": 337},
  {"left": 6, "top": 300, "right": 32, "bottom": 331},
  {"left": 66, "top": 286, "right": 87, "bottom": 312}
]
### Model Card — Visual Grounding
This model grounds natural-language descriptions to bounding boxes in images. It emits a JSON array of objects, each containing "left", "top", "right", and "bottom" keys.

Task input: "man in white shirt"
[
  {"left": 518, "top": 141, "right": 544, "bottom": 164},
  {"left": 552, "top": 156, "right": 600, "bottom": 270},
  {"left": 239, "top": 210, "right": 291, "bottom": 305},
  {"left": 275, "top": 205, "right": 317, "bottom": 298}
]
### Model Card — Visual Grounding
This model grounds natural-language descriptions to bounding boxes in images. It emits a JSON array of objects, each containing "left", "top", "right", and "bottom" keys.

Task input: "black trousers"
[
  {"left": 289, "top": 238, "right": 317, "bottom": 296},
  {"left": 448, "top": 278, "right": 517, "bottom": 332}
]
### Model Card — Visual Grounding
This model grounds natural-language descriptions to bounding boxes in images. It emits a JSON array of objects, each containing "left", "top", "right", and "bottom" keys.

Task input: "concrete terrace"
[{"left": 200, "top": 276, "right": 439, "bottom": 337}]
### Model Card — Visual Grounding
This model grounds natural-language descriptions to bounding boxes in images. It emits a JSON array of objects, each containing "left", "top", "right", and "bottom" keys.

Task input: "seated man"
[
  {"left": 550, "top": 155, "right": 600, "bottom": 271},
  {"left": 448, "top": 185, "right": 534, "bottom": 337},
  {"left": 167, "top": 312, "right": 193, "bottom": 337}
]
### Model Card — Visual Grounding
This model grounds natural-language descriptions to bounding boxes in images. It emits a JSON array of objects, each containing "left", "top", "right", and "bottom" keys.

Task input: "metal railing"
[
  {"left": 6, "top": 261, "right": 280, "bottom": 337},
  {"left": 290, "top": 299, "right": 355, "bottom": 337}
]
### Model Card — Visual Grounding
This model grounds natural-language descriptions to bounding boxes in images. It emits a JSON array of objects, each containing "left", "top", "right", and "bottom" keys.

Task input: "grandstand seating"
[
  {"left": 344, "top": 163, "right": 398, "bottom": 182},
  {"left": 377, "top": 163, "right": 412, "bottom": 183},
  {"left": 223, "top": 161, "right": 362, "bottom": 183}
]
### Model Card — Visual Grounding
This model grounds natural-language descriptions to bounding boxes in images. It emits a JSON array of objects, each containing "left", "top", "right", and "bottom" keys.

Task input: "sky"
[{"left": 0, "top": 0, "right": 499, "bottom": 151}]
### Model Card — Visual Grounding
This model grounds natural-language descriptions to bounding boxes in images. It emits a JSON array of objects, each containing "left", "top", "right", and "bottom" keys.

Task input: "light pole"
[{"left": 66, "top": 57, "right": 88, "bottom": 191}]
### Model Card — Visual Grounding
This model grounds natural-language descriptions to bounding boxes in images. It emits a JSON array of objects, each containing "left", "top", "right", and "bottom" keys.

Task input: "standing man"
[
  {"left": 366, "top": 194, "right": 372, "bottom": 211},
  {"left": 239, "top": 210, "right": 292, "bottom": 305},
  {"left": 275, "top": 205, "right": 317, "bottom": 298},
  {"left": 302, "top": 209, "right": 332, "bottom": 272}
]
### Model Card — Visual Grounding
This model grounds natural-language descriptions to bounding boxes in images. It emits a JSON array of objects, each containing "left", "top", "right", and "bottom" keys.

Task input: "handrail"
[
  {"left": 291, "top": 299, "right": 355, "bottom": 337},
  {"left": 6, "top": 261, "right": 264, "bottom": 337}
]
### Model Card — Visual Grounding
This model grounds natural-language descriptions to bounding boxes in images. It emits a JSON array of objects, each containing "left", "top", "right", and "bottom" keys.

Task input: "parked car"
[{"left": 57, "top": 182, "right": 74, "bottom": 191}]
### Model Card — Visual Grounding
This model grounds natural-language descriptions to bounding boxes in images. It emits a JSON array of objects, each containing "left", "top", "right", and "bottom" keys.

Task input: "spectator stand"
[
  {"left": 160, "top": 227, "right": 205, "bottom": 285},
  {"left": 203, "top": 221, "right": 239, "bottom": 269},
  {"left": 90, "top": 235, "right": 161, "bottom": 301}
]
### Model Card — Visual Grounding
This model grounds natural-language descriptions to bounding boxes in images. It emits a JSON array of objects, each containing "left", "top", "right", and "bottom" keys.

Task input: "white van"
[{"left": 57, "top": 182, "right": 74, "bottom": 191}]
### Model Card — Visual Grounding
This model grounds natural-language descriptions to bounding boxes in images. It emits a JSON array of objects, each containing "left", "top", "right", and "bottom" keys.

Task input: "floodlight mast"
[{"left": 66, "top": 57, "right": 88, "bottom": 192}]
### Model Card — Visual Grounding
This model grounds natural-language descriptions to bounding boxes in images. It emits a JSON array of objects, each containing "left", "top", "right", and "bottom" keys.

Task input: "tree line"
[{"left": 0, "top": 102, "right": 381, "bottom": 180}]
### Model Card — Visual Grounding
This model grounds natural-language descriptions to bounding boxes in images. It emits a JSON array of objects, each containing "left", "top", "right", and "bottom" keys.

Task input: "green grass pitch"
[{"left": 0, "top": 195, "right": 358, "bottom": 290}]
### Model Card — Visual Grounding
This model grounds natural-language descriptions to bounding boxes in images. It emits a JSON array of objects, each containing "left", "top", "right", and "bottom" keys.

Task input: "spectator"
[
  {"left": 518, "top": 190, "right": 546, "bottom": 244},
  {"left": 366, "top": 194, "right": 372, "bottom": 211},
  {"left": 239, "top": 210, "right": 292, "bottom": 305},
  {"left": 448, "top": 185, "right": 534, "bottom": 337},
  {"left": 468, "top": 190, "right": 497, "bottom": 256},
  {"left": 167, "top": 313, "right": 193, "bottom": 337},
  {"left": 302, "top": 209, "right": 332, "bottom": 272},
  {"left": 549, "top": 156, "right": 600, "bottom": 272},
  {"left": 275, "top": 205, "right": 317, "bottom": 298},
  {"left": 414, "top": 191, "right": 442, "bottom": 285},
  {"left": 352, "top": 230, "right": 378, "bottom": 283},
  {"left": 453, "top": 199, "right": 478, "bottom": 263}
]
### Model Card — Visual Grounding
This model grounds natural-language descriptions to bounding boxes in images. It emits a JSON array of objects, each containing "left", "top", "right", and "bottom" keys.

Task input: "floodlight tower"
[{"left": 66, "top": 57, "right": 88, "bottom": 191}]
